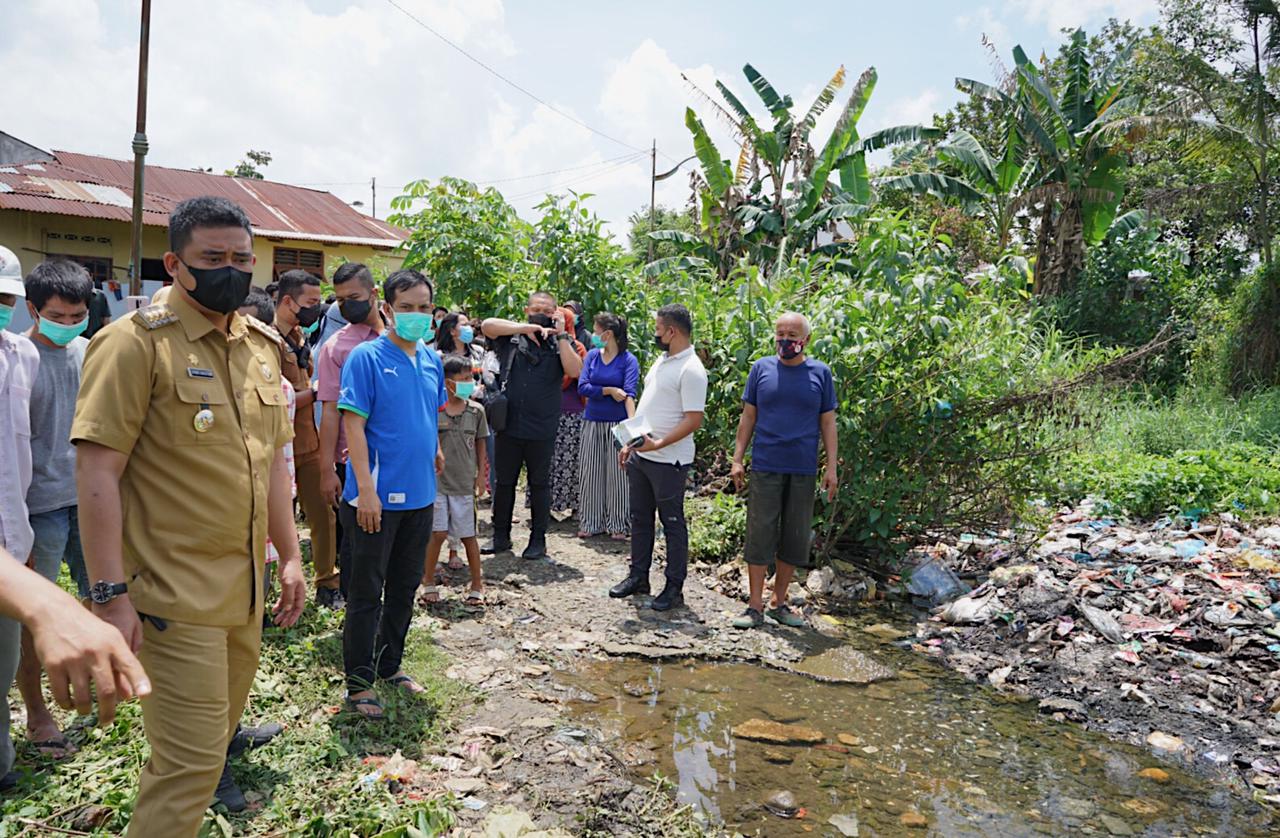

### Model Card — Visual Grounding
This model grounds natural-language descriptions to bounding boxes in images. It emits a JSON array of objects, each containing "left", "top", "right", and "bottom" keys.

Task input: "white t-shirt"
[{"left": 634, "top": 346, "right": 708, "bottom": 467}]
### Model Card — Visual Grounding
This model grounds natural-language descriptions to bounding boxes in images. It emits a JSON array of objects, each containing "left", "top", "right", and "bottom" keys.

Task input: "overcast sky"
[{"left": 3, "top": 0, "right": 1159, "bottom": 244}]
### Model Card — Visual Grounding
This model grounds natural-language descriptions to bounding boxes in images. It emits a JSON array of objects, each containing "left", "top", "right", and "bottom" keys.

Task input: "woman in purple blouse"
[{"left": 575, "top": 312, "right": 639, "bottom": 539}]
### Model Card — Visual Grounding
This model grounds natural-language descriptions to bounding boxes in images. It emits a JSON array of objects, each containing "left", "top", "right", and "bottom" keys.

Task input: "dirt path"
[{"left": 424, "top": 509, "right": 887, "bottom": 835}]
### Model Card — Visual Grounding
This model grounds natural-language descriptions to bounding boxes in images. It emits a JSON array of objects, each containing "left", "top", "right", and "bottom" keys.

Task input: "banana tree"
[
  {"left": 957, "top": 29, "right": 1143, "bottom": 295},
  {"left": 878, "top": 116, "right": 1036, "bottom": 250},
  {"left": 651, "top": 63, "right": 936, "bottom": 279}
]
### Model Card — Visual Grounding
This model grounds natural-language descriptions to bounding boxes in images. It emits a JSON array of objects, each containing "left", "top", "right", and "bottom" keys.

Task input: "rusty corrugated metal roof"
[{"left": 0, "top": 152, "right": 405, "bottom": 247}]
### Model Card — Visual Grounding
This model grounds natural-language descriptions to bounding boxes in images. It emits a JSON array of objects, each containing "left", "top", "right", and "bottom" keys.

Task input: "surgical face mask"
[
  {"left": 459, "top": 325, "right": 474, "bottom": 344},
  {"left": 338, "top": 296, "right": 372, "bottom": 325},
  {"left": 0, "top": 303, "right": 13, "bottom": 331},
  {"left": 591, "top": 334, "right": 606, "bottom": 349},
  {"left": 301, "top": 319, "right": 320, "bottom": 336},
  {"left": 777, "top": 337, "right": 805, "bottom": 360},
  {"left": 389, "top": 310, "right": 435, "bottom": 342},
  {"left": 294, "top": 300, "right": 322, "bottom": 328},
  {"left": 454, "top": 380, "right": 476, "bottom": 400},
  {"left": 654, "top": 331, "right": 670, "bottom": 352},
  {"left": 528, "top": 312, "right": 553, "bottom": 328},
  {"left": 179, "top": 260, "right": 253, "bottom": 315},
  {"left": 38, "top": 314, "right": 89, "bottom": 346}
]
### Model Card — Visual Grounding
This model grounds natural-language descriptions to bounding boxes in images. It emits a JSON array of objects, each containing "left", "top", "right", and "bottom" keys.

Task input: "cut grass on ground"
[{"left": 1, "top": 585, "right": 476, "bottom": 837}]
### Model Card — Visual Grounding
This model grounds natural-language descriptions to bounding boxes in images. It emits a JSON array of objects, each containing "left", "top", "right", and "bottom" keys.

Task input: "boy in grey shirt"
[{"left": 20, "top": 259, "right": 93, "bottom": 759}]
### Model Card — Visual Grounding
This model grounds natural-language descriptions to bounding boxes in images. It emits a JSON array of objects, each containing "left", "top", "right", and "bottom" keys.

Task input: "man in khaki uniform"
[
  {"left": 72, "top": 196, "right": 306, "bottom": 837},
  {"left": 272, "top": 269, "right": 341, "bottom": 608}
]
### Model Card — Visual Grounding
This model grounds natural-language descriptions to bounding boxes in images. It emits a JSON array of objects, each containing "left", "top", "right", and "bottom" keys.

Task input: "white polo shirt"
[{"left": 634, "top": 345, "right": 708, "bottom": 467}]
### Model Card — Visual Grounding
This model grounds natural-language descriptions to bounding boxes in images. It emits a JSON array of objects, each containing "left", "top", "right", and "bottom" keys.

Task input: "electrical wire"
[
  {"left": 504, "top": 155, "right": 649, "bottom": 202},
  {"left": 384, "top": 0, "right": 647, "bottom": 154},
  {"left": 477, "top": 152, "right": 648, "bottom": 185}
]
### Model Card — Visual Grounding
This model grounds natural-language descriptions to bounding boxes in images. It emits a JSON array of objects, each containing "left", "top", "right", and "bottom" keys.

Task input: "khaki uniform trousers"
[
  {"left": 126, "top": 614, "right": 261, "bottom": 837},
  {"left": 295, "top": 454, "right": 338, "bottom": 590}
]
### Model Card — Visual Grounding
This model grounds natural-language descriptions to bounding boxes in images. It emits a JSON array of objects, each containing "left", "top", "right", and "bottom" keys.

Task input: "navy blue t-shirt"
[
  {"left": 742, "top": 355, "right": 837, "bottom": 475},
  {"left": 338, "top": 334, "right": 447, "bottom": 510}
]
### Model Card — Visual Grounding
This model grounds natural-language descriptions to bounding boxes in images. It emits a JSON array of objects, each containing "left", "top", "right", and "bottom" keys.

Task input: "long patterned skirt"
[{"left": 550, "top": 411, "right": 585, "bottom": 513}]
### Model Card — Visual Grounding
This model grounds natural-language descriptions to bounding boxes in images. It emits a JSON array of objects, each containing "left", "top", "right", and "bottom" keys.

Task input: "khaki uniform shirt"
[
  {"left": 275, "top": 322, "right": 319, "bottom": 459},
  {"left": 71, "top": 291, "right": 292, "bottom": 626}
]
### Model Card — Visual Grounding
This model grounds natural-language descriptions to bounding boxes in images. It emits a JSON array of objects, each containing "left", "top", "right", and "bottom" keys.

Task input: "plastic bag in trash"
[{"left": 908, "top": 555, "right": 969, "bottom": 605}]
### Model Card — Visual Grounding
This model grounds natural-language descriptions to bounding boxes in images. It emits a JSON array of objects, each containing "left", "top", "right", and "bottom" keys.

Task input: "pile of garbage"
[{"left": 914, "top": 502, "right": 1280, "bottom": 801}]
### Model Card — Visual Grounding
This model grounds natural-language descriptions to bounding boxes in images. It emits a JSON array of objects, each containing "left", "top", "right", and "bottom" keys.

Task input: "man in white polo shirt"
[{"left": 609, "top": 303, "right": 707, "bottom": 611}]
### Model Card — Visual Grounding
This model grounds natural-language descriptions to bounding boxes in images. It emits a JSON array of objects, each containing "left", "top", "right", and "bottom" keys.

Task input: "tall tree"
[{"left": 225, "top": 150, "right": 272, "bottom": 180}]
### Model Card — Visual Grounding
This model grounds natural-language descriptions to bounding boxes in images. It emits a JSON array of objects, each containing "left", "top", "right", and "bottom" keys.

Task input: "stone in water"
[{"left": 732, "top": 718, "right": 824, "bottom": 745}]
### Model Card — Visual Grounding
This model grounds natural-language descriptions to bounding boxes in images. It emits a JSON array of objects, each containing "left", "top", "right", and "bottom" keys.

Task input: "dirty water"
[{"left": 562, "top": 635, "right": 1278, "bottom": 837}]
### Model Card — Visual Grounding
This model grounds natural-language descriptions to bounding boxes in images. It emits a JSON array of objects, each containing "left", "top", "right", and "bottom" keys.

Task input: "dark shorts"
[{"left": 744, "top": 471, "right": 817, "bottom": 568}]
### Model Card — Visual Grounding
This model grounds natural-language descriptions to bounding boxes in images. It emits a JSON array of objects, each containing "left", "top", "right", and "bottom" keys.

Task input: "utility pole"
[
  {"left": 371, "top": 177, "right": 377, "bottom": 219},
  {"left": 126, "top": 0, "right": 152, "bottom": 304},
  {"left": 647, "top": 139, "right": 657, "bottom": 263}
]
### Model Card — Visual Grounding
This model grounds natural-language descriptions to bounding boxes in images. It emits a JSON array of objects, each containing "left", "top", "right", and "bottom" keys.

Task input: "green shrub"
[
  {"left": 687, "top": 493, "right": 747, "bottom": 563},
  {"left": 1222, "top": 262, "right": 1280, "bottom": 393},
  {"left": 1083, "top": 386, "right": 1280, "bottom": 456},
  {"left": 1056, "top": 444, "right": 1280, "bottom": 518}
]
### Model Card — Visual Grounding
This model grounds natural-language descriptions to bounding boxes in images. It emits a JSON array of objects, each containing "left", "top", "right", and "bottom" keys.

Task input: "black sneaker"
[
  {"left": 315, "top": 587, "right": 345, "bottom": 611},
  {"left": 521, "top": 540, "right": 548, "bottom": 561},
  {"left": 609, "top": 575, "right": 650, "bottom": 598},
  {"left": 227, "top": 722, "right": 284, "bottom": 758},
  {"left": 481, "top": 538, "right": 512, "bottom": 555},
  {"left": 650, "top": 585, "right": 684, "bottom": 612},
  {"left": 214, "top": 761, "right": 247, "bottom": 812}
]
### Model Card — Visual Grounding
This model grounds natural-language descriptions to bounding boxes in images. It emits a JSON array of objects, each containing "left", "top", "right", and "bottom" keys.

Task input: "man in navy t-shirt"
[
  {"left": 729, "top": 312, "right": 838, "bottom": 629},
  {"left": 337, "top": 269, "right": 446, "bottom": 720}
]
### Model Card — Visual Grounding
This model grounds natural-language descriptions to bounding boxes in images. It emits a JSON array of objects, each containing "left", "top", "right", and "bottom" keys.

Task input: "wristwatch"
[
  {"left": 556, "top": 332, "right": 571, "bottom": 342},
  {"left": 89, "top": 581, "right": 128, "bottom": 605}
]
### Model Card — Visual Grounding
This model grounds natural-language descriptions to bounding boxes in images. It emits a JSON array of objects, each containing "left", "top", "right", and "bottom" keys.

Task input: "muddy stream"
[{"left": 559, "top": 624, "right": 1277, "bottom": 837}]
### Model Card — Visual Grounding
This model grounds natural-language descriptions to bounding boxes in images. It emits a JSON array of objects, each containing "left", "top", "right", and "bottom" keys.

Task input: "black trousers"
[
  {"left": 491, "top": 434, "right": 555, "bottom": 545},
  {"left": 628, "top": 456, "right": 690, "bottom": 588},
  {"left": 334, "top": 463, "right": 353, "bottom": 597},
  {"left": 340, "top": 503, "right": 433, "bottom": 692}
]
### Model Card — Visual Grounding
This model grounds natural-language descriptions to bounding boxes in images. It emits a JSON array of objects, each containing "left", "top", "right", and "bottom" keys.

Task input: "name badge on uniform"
[
  {"left": 187, "top": 367, "right": 215, "bottom": 379},
  {"left": 388, "top": 492, "right": 406, "bottom": 504}
]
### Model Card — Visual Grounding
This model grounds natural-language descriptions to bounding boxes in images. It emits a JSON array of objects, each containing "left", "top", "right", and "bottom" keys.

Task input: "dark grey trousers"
[
  {"left": 628, "top": 456, "right": 690, "bottom": 588},
  {"left": 0, "top": 614, "right": 20, "bottom": 776}
]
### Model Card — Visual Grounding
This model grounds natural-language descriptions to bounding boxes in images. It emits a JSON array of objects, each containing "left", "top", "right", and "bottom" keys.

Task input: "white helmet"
[{"left": 0, "top": 245, "right": 22, "bottom": 298}]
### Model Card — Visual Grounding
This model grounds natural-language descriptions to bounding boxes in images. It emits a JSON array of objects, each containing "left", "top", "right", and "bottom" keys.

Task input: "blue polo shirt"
[
  {"left": 338, "top": 334, "right": 447, "bottom": 510},
  {"left": 742, "top": 355, "right": 837, "bottom": 475}
]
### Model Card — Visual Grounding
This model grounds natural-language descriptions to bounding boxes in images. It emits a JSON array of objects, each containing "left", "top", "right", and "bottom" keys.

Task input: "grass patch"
[
  {"left": 2, "top": 593, "right": 476, "bottom": 837},
  {"left": 1053, "top": 385, "right": 1280, "bottom": 518}
]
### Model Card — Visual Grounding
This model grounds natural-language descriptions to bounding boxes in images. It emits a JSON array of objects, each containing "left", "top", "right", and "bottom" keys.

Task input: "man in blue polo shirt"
[
  {"left": 337, "top": 269, "right": 445, "bottom": 720},
  {"left": 729, "top": 311, "right": 838, "bottom": 630}
]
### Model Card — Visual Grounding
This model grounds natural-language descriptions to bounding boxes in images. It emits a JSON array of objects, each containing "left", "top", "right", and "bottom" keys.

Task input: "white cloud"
[
  {"left": 1008, "top": 0, "right": 1160, "bottom": 33},
  {"left": 884, "top": 89, "right": 942, "bottom": 127}
]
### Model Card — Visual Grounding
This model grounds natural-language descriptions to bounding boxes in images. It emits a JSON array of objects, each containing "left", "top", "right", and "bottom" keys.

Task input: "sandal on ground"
[
  {"left": 464, "top": 589, "right": 485, "bottom": 607},
  {"left": 765, "top": 604, "right": 807, "bottom": 628},
  {"left": 731, "top": 608, "right": 765, "bottom": 630},
  {"left": 447, "top": 552, "right": 465, "bottom": 571},
  {"left": 30, "top": 734, "right": 77, "bottom": 760},
  {"left": 345, "top": 695, "right": 385, "bottom": 721},
  {"left": 384, "top": 674, "right": 426, "bottom": 695},
  {"left": 609, "top": 532, "right": 629, "bottom": 542},
  {"left": 576, "top": 530, "right": 599, "bottom": 539},
  {"left": 418, "top": 585, "right": 441, "bottom": 606}
]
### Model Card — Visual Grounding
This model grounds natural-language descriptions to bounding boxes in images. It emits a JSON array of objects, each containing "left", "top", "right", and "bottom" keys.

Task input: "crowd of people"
[{"left": 0, "top": 193, "right": 838, "bottom": 837}]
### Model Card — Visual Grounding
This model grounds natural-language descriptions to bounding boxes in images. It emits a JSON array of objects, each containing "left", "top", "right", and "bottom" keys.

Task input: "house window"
[
  {"left": 272, "top": 247, "right": 324, "bottom": 280},
  {"left": 54, "top": 254, "right": 112, "bottom": 285}
]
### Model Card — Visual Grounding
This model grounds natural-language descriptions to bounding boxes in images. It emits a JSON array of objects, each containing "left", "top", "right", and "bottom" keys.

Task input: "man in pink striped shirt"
[{"left": 316, "top": 263, "right": 384, "bottom": 597}]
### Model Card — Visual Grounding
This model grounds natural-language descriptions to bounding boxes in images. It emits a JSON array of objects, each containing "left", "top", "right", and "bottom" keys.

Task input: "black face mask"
[
  {"left": 528, "top": 312, "right": 553, "bottom": 328},
  {"left": 339, "top": 297, "right": 372, "bottom": 325},
  {"left": 654, "top": 332, "right": 670, "bottom": 352},
  {"left": 179, "top": 261, "right": 253, "bottom": 315},
  {"left": 295, "top": 302, "right": 322, "bottom": 328}
]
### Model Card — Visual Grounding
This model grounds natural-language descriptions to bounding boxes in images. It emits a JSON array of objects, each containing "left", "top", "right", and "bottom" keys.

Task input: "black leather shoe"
[
  {"left": 609, "top": 575, "right": 650, "bottom": 598},
  {"left": 650, "top": 585, "right": 684, "bottom": 611},
  {"left": 481, "top": 537, "right": 512, "bottom": 555},
  {"left": 315, "top": 587, "right": 345, "bottom": 610},
  {"left": 0, "top": 770, "right": 19, "bottom": 793},
  {"left": 227, "top": 722, "right": 284, "bottom": 758},
  {"left": 521, "top": 540, "right": 548, "bottom": 561},
  {"left": 215, "top": 761, "right": 247, "bottom": 812}
]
